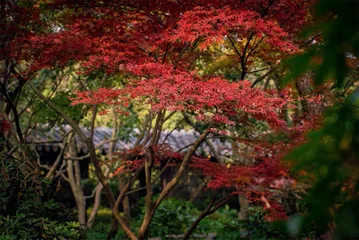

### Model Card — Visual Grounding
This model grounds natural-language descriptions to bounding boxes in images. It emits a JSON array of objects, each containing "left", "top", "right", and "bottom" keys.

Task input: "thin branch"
[
  {"left": 28, "top": 81, "right": 88, "bottom": 142},
  {"left": 251, "top": 67, "right": 277, "bottom": 88},
  {"left": 163, "top": 111, "right": 177, "bottom": 123},
  {"left": 154, "top": 127, "right": 211, "bottom": 208},
  {"left": 87, "top": 166, "right": 110, "bottom": 227},
  {"left": 183, "top": 113, "right": 222, "bottom": 161},
  {"left": 227, "top": 35, "right": 243, "bottom": 62},
  {"left": 174, "top": 43, "right": 190, "bottom": 69},
  {"left": 161, "top": 118, "right": 185, "bottom": 144},
  {"left": 114, "top": 167, "right": 143, "bottom": 216},
  {"left": 247, "top": 66, "right": 272, "bottom": 74},
  {"left": 125, "top": 159, "right": 171, "bottom": 196},
  {"left": 134, "top": 112, "right": 152, "bottom": 147},
  {"left": 299, "top": 33, "right": 323, "bottom": 48},
  {"left": 18, "top": 96, "right": 34, "bottom": 116},
  {"left": 90, "top": 74, "right": 107, "bottom": 139},
  {"left": 183, "top": 193, "right": 233, "bottom": 239},
  {"left": 162, "top": 43, "right": 170, "bottom": 64},
  {"left": 37, "top": 154, "right": 69, "bottom": 182},
  {"left": 45, "top": 132, "right": 72, "bottom": 179},
  {"left": 245, "top": 35, "right": 266, "bottom": 62},
  {"left": 150, "top": 111, "right": 162, "bottom": 146}
]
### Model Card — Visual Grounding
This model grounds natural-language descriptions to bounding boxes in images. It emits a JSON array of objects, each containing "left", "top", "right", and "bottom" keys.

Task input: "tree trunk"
[
  {"left": 295, "top": 72, "right": 314, "bottom": 116},
  {"left": 238, "top": 195, "right": 249, "bottom": 238},
  {"left": 66, "top": 139, "right": 87, "bottom": 225},
  {"left": 75, "top": 159, "right": 87, "bottom": 224},
  {"left": 117, "top": 174, "right": 132, "bottom": 223},
  {"left": 138, "top": 128, "right": 211, "bottom": 239},
  {"left": 87, "top": 183, "right": 103, "bottom": 228},
  {"left": 231, "top": 130, "right": 250, "bottom": 235}
]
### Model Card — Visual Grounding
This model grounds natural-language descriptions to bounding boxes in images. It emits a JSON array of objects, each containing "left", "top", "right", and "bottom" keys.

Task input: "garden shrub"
[{"left": 0, "top": 156, "right": 85, "bottom": 239}]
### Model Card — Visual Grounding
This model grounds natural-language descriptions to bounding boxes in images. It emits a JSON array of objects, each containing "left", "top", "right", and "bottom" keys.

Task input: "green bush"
[
  {"left": 0, "top": 157, "right": 85, "bottom": 239},
  {"left": 88, "top": 198, "right": 296, "bottom": 239},
  {"left": 199, "top": 205, "right": 241, "bottom": 239},
  {"left": 135, "top": 198, "right": 201, "bottom": 238},
  {"left": 200, "top": 205, "right": 288, "bottom": 240},
  {"left": 0, "top": 234, "right": 16, "bottom": 240}
]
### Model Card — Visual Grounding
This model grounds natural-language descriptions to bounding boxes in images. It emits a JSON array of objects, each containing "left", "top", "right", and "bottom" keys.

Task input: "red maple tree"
[{"left": 4, "top": 0, "right": 320, "bottom": 239}]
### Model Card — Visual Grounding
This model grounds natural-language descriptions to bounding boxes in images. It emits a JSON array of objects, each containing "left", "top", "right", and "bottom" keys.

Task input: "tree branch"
[
  {"left": 183, "top": 193, "right": 233, "bottom": 239},
  {"left": 251, "top": 67, "right": 278, "bottom": 88}
]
